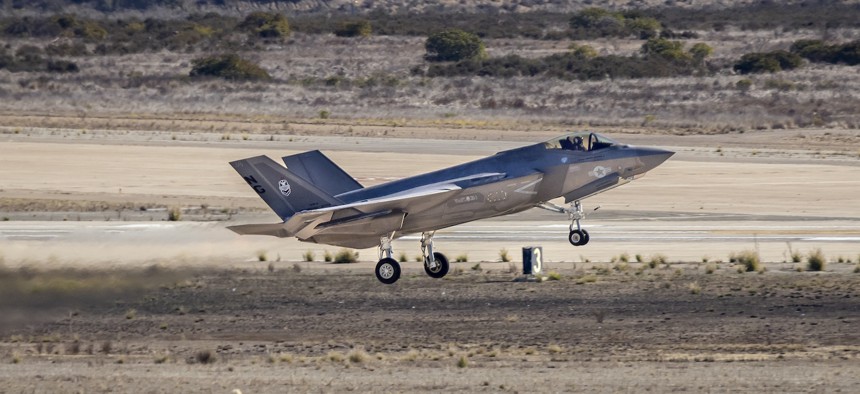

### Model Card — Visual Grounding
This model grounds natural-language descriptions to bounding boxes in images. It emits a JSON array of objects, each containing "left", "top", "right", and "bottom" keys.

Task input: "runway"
[{"left": 2, "top": 217, "right": 858, "bottom": 268}]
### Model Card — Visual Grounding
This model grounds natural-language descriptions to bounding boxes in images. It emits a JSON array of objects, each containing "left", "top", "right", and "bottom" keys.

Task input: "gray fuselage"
[{"left": 333, "top": 138, "right": 670, "bottom": 238}]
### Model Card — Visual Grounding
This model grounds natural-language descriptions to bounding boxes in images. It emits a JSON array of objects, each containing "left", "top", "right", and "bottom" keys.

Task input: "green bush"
[
  {"left": 425, "top": 29, "right": 485, "bottom": 62},
  {"left": 239, "top": 12, "right": 290, "bottom": 39},
  {"left": 791, "top": 39, "right": 860, "bottom": 66},
  {"left": 689, "top": 43, "right": 714, "bottom": 64},
  {"left": 734, "top": 50, "right": 803, "bottom": 74},
  {"left": 189, "top": 54, "right": 271, "bottom": 81},
  {"left": 334, "top": 20, "right": 371, "bottom": 37},
  {"left": 641, "top": 38, "right": 691, "bottom": 62},
  {"left": 736, "top": 78, "right": 753, "bottom": 91},
  {"left": 569, "top": 7, "right": 626, "bottom": 37},
  {"left": 569, "top": 43, "right": 598, "bottom": 59},
  {"left": 428, "top": 50, "right": 699, "bottom": 81},
  {"left": 569, "top": 8, "right": 663, "bottom": 39},
  {"left": 790, "top": 39, "right": 837, "bottom": 63},
  {"left": 627, "top": 17, "right": 662, "bottom": 39}
]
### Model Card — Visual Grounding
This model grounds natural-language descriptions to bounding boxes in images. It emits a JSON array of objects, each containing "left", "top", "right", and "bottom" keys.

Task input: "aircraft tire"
[
  {"left": 569, "top": 229, "right": 589, "bottom": 246},
  {"left": 375, "top": 258, "right": 401, "bottom": 284},
  {"left": 424, "top": 252, "right": 449, "bottom": 278}
]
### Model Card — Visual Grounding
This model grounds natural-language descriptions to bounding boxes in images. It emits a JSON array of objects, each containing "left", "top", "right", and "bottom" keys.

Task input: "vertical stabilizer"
[
  {"left": 282, "top": 150, "right": 363, "bottom": 196},
  {"left": 230, "top": 156, "right": 342, "bottom": 220}
]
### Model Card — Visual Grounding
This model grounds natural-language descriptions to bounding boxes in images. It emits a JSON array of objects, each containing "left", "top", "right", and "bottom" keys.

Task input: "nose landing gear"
[
  {"left": 568, "top": 200, "right": 590, "bottom": 246},
  {"left": 536, "top": 200, "right": 598, "bottom": 247}
]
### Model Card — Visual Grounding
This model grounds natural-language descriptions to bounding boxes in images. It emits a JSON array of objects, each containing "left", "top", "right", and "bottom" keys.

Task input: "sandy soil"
[
  {"left": 1, "top": 123, "right": 859, "bottom": 392},
  {"left": 0, "top": 265, "right": 858, "bottom": 392}
]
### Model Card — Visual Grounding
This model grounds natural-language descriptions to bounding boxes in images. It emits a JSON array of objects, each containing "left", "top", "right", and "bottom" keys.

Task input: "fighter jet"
[{"left": 229, "top": 132, "right": 673, "bottom": 284}]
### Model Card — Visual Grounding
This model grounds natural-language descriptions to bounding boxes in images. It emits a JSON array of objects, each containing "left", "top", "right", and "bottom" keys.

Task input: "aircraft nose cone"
[{"left": 638, "top": 147, "right": 674, "bottom": 172}]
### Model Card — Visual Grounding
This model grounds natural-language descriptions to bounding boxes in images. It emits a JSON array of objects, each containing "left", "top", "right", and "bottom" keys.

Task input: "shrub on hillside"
[
  {"left": 791, "top": 39, "right": 860, "bottom": 65},
  {"left": 689, "top": 43, "right": 714, "bottom": 65},
  {"left": 734, "top": 50, "right": 803, "bottom": 74},
  {"left": 46, "top": 59, "right": 79, "bottom": 73},
  {"left": 189, "top": 54, "right": 271, "bottom": 81},
  {"left": 569, "top": 8, "right": 663, "bottom": 39},
  {"left": 45, "top": 42, "right": 89, "bottom": 57},
  {"left": 239, "top": 12, "right": 290, "bottom": 39},
  {"left": 425, "top": 29, "right": 485, "bottom": 62},
  {"left": 641, "top": 37, "right": 691, "bottom": 62},
  {"left": 334, "top": 20, "right": 371, "bottom": 37},
  {"left": 427, "top": 50, "right": 700, "bottom": 81}
]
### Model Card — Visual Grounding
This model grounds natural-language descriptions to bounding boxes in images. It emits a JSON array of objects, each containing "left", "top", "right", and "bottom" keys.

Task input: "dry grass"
[
  {"left": 0, "top": 265, "right": 193, "bottom": 308},
  {"left": 687, "top": 282, "right": 702, "bottom": 294},
  {"left": 333, "top": 249, "right": 359, "bottom": 264},
  {"left": 807, "top": 248, "right": 826, "bottom": 272},
  {"left": 347, "top": 348, "right": 369, "bottom": 364},
  {"left": 195, "top": 350, "right": 215, "bottom": 364},
  {"left": 730, "top": 250, "right": 761, "bottom": 272}
]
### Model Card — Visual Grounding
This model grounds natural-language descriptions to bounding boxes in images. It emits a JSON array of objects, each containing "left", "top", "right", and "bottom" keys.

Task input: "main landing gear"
[
  {"left": 537, "top": 200, "right": 598, "bottom": 247},
  {"left": 374, "top": 231, "right": 449, "bottom": 284}
]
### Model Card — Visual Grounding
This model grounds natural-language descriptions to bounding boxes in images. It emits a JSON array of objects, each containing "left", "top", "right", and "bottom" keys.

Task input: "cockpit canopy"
[{"left": 543, "top": 132, "right": 618, "bottom": 152}]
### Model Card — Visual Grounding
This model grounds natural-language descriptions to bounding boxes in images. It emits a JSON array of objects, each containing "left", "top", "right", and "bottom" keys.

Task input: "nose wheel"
[
  {"left": 569, "top": 229, "right": 590, "bottom": 246},
  {"left": 568, "top": 200, "right": 591, "bottom": 246}
]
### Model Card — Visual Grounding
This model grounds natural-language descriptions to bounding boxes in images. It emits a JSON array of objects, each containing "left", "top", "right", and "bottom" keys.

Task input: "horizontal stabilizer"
[{"left": 227, "top": 223, "right": 292, "bottom": 238}]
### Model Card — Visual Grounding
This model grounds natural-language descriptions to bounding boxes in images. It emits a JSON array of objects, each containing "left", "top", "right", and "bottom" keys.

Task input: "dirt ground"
[
  {"left": 1, "top": 120, "right": 859, "bottom": 392},
  {"left": 0, "top": 263, "right": 858, "bottom": 393}
]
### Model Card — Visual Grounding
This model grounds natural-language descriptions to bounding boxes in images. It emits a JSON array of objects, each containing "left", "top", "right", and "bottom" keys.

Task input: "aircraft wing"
[{"left": 229, "top": 172, "right": 506, "bottom": 249}]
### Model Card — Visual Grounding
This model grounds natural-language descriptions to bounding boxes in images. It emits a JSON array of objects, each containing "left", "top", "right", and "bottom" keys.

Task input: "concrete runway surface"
[
  {"left": 1, "top": 134, "right": 859, "bottom": 269},
  {"left": 2, "top": 214, "right": 858, "bottom": 269}
]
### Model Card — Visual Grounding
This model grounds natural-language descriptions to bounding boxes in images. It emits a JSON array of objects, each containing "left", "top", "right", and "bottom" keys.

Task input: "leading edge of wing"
[{"left": 320, "top": 172, "right": 507, "bottom": 214}]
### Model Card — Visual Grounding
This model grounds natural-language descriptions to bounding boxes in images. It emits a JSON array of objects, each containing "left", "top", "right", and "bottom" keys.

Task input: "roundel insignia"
[
  {"left": 278, "top": 179, "right": 292, "bottom": 196},
  {"left": 589, "top": 166, "right": 609, "bottom": 178}
]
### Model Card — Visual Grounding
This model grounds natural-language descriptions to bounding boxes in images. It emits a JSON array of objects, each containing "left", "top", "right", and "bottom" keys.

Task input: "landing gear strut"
[
  {"left": 536, "top": 200, "right": 598, "bottom": 247},
  {"left": 373, "top": 231, "right": 449, "bottom": 284},
  {"left": 421, "top": 232, "right": 449, "bottom": 279},
  {"left": 375, "top": 233, "right": 401, "bottom": 284}
]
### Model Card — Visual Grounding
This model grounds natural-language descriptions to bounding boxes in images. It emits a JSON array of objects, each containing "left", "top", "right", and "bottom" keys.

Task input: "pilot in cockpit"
[{"left": 560, "top": 135, "right": 585, "bottom": 151}]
